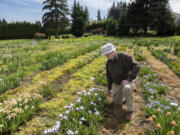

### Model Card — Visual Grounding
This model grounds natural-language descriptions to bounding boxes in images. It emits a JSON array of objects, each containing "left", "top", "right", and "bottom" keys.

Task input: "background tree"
[
  {"left": 107, "top": 1, "right": 128, "bottom": 35},
  {"left": 127, "top": 0, "right": 151, "bottom": 34},
  {"left": 108, "top": 2, "right": 120, "bottom": 19},
  {"left": 150, "top": 0, "right": 175, "bottom": 35},
  {"left": 126, "top": 1, "right": 141, "bottom": 34},
  {"left": 42, "top": 0, "right": 70, "bottom": 38},
  {"left": 176, "top": 19, "right": 180, "bottom": 35},
  {"left": 106, "top": 17, "right": 118, "bottom": 36},
  {"left": 97, "top": 9, "right": 101, "bottom": 22},
  {"left": 118, "top": 13, "right": 129, "bottom": 35},
  {"left": 0, "top": 18, "right": 7, "bottom": 24},
  {"left": 71, "top": 0, "right": 87, "bottom": 37},
  {"left": 84, "top": 6, "right": 90, "bottom": 31},
  {"left": 127, "top": 0, "right": 175, "bottom": 35}
]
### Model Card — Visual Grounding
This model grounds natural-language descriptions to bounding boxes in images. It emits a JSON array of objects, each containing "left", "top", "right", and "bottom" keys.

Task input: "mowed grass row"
[{"left": 0, "top": 47, "right": 103, "bottom": 134}]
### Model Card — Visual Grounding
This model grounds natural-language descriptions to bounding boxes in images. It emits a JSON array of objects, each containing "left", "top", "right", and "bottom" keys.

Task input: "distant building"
[{"left": 91, "top": 27, "right": 106, "bottom": 35}]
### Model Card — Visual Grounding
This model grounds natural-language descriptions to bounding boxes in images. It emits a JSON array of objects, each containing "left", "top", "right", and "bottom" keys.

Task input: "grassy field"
[{"left": 0, "top": 36, "right": 179, "bottom": 135}]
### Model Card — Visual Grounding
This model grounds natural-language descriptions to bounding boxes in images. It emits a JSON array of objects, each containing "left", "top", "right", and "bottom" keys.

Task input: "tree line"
[
  {"left": 107, "top": 0, "right": 176, "bottom": 36},
  {"left": 0, "top": 20, "right": 43, "bottom": 39},
  {"left": 0, "top": 0, "right": 180, "bottom": 39}
]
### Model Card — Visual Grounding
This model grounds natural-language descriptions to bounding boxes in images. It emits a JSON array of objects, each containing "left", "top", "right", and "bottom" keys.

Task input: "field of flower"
[{"left": 0, "top": 36, "right": 179, "bottom": 135}]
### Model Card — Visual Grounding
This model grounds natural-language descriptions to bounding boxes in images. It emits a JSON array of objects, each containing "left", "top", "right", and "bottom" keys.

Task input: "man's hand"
[
  {"left": 121, "top": 80, "right": 129, "bottom": 86},
  {"left": 107, "top": 90, "right": 112, "bottom": 97}
]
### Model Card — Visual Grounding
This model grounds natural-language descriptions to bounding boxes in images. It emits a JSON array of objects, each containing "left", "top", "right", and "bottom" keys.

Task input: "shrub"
[
  {"left": 163, "top": 48, "right": 171, "bottom": 53},
  {"left": 39, "top": 84, "right": 57, "bottom": 99},
  {"left": 61, "top": 34, "right": 75, "bottom": 39},
  {"left": 174, "top": 41, "right": 180, "bottom": 55},
  {"left": 134, "top": 47, "right": 146, "bottom": 61}
]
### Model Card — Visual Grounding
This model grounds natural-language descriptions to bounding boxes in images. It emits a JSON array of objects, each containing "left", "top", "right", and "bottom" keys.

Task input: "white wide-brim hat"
[{"left": 101, "top": 43, "right": 116, "bottom": 55}]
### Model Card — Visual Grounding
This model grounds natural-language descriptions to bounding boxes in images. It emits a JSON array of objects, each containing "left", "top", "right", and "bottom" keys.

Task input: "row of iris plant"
[
  {"left": 43, "top": 87, "right": 106, "bottom": 135},
  {"left": 0, "top": 44, "right": 101, "bottom": 95},
  {"left": 0, "top": 44, "right": 71, "bottom": 75},
  {"left": 0, "top": 93, "right": 42, "bottom": 134},
  {"left": 150, "top": 49, "right": 180, "bottom": 77},
  {"left": 140, "top": 62, "right": 179, "bottom": 135}
]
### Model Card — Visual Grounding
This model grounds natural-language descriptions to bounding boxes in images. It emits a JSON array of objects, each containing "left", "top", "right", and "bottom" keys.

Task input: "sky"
[{"left": 0, "top": 0, "right": 180, "bottom": 23}]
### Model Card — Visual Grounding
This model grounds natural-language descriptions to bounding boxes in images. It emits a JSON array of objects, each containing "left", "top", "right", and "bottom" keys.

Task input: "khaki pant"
[{"left": 113, "top": 78, "right": 138, "bottom": 112}]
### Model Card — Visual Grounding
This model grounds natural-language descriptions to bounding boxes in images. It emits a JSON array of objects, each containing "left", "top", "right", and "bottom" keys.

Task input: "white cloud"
[
  {"left": 75, "top": 0, "right": 130, "bottom": 11},
  {"left": 5, "top": 0, "right": 43, "bottom": 7},
  {"left": 77, "top": 0, "right": 112, "bottom": 10},
  {"left": 169, "top": 0, "right": 180, "bottom": 13}
]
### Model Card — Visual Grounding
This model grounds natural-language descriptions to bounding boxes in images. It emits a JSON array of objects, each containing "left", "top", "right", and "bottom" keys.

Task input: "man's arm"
[{"left": 122, "top": 53, "right": 140, "bottom": 82}]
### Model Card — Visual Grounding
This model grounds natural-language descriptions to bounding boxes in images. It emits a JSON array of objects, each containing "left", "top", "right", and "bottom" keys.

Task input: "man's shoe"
[
  {"left": 126, "top": 111, "right": 133, "bottom": 121},
  {"left": 134, "top": 88, "right": 137, "bottom": 92}
]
